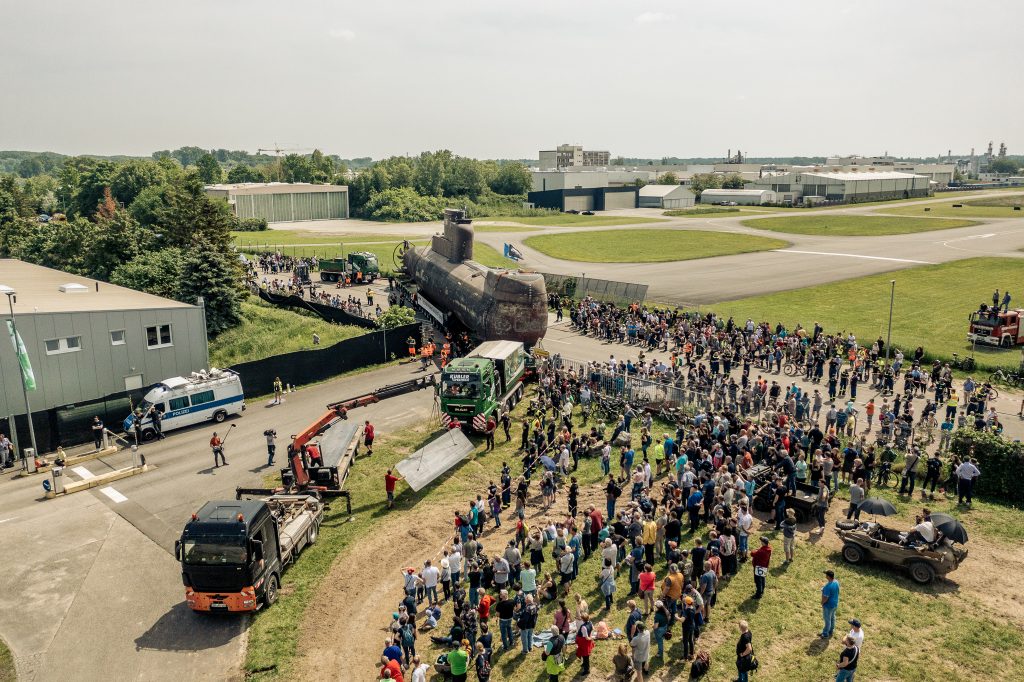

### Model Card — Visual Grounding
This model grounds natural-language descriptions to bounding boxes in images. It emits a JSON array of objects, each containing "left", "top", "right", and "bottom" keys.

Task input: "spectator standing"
[
  {"left": 835, "top": 635, "right": 860, "bottom": 681},
  {"left": 364, "top": 420, "right": 376, "bottom": 456},
  {"left": 846, "top": 479, "right": 865, "bottom": 520},
  {"left": 736, "top": 620, "right": 754, "bottom": 682},
  {"left": 384, "top": 469, "right": 403, "bottom": 509},
  {"left": 821, "top": 570, "right": 841, "bottom": 639},
  {"left": 751, "top": 537, "right": 772, "bottom": 599},
  {"left": 91, "top": 416, "right": 105, "bottom": 450},
  {"left": 955, "top": 458, "right": 981, "bottom": 506},
  {"left": 847, "top": 618, "right": 865, "bottom": 649},
  {"left": 781, "top": 509, "right": 797, "bottom": 563}
]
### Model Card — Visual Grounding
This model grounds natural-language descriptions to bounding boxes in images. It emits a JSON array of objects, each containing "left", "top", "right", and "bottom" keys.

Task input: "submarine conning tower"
[{"left": 431, "top": 208, "right": 474, "bottom": 263}]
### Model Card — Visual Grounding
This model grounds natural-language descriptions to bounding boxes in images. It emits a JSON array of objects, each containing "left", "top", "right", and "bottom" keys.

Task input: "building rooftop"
[
  {"left": 701, "top": 188, "right": 774, "bottom": 195},
  {"left": 798, "top": 171, "right": 924, "bottom": 181},
  {"left": 639, "top": 184, "right": 692, "bottom": 197},
  {"left": 0, "top": 259, "right": 195, "bottom": 315},
  {"left": 204, "top": 182, "right": 348, "bottom": 195}
]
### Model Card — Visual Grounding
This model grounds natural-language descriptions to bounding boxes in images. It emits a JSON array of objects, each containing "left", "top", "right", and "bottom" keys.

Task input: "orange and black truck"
[{"left": 176, "top": 494, "right": 322, "bottom": 613}]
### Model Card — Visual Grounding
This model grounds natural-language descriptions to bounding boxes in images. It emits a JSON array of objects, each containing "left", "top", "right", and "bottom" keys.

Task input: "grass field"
[
  {"left": 711, "top": 257, "right": 1024, "bottom": 370},
  {"left": 479, "top": 214, "right": 666, "bottom": 227},
  {"left": 523, "top": 229, "right": 788, "bottom": 263},
  {"left": 472, "top": 224, "right": 544, "bottom": 232},
  {"left": 663, "top": 207, "right": 740, "bottom": 217},
  {"left": 232, "top": 230, "right": 418, "bottom": 248},
  {"left": 741, "top": 214, "right": 980, "bottom": 236},
  {"left": 243, "top": 382, "right": 1024, "bottom": 682},
  {"left": 0, "top": 637, "right": 13, "bottom": 682},
  {"left": 878, "top": 197, "right": 1024, "bottom": 219},
  {"left": 208, "top": 298, "right": 367, "bottom": 367}
]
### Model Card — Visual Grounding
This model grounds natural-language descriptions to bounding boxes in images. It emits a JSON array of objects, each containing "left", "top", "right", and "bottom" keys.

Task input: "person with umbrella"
[
  {"left": 928, "top": 512, "right": 969, "bottom": 544},
  {"left": 901, "top": 512, "right": 935, "bottom": 547}
]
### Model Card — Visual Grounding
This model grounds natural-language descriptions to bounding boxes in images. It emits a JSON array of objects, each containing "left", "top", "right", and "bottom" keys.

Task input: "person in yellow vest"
[{"left": 945, "top": 390, "right": 958, "bottom": 421}]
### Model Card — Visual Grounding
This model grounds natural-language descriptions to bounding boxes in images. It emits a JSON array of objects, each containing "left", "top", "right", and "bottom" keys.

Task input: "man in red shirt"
[
  {"left": 477, "top": 589, "right": 494, "bottom": 620},
  {"left": 384, "top": 469, "right": 403, "bottom": 509},
  {"left": 485, "top": 416, "right": 496, "bottom": 451},
  {"left": 209, "top": 432, "right": 226, "bottom": 467},
  {"left": 751, "top": 536, "right": 773, "bottom": 599},
  {"left": 364, "top": 420, "right": 375, "bottom": 456},
  {"left": 379, "top": 655, "right": 403, "bottom": 682},
  {"left": 589, "top": 506, "right": 604, "bottom": 535}
]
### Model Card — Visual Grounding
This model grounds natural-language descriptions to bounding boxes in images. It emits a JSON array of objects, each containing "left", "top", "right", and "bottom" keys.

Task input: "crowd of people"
[{"left": 374, "top": 349, "right": 917, "bottom": 681}]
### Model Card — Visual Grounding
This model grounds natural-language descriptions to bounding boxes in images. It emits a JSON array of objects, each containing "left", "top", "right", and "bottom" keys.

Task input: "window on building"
[
  {"left": 146, "top": 324, "right": 172, "bottom": 349},
  {"left": 44, "top": 336, "right": 83, "bottom": 355},
  {"left": 169, "top": 396, "right": 189, "bottom": 411},
  {"left": 190, "top": 390, "right": 215, "bottom": 406},
  {"left": 110, "top": 330, "right": 126, "bottom": 346}
]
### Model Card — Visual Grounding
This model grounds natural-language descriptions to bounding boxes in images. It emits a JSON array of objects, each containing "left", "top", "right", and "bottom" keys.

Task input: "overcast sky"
[{"left": 1, "top": 0, "right": 1020, "bottom": 160}]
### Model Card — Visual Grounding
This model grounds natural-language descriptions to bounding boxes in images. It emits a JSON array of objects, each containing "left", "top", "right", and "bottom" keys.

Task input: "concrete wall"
[{"left": 0, "top": 307, "right": 208, "bottom": 417}]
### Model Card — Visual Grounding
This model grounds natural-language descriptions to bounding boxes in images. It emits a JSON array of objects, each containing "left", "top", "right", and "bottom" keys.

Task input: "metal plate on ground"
[{"left": 395, "top": 429, "right": 474, "bottom": 492}]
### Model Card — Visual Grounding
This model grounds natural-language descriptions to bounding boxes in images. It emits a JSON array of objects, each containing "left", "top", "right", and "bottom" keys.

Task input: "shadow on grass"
[{"left": 805, "top": 635, "right": 832, "bottom": 656}]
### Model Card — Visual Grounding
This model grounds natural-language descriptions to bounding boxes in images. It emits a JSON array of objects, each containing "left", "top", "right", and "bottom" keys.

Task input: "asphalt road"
[{"left": 0, "top": 361, "right": 436, "bottom": 682}]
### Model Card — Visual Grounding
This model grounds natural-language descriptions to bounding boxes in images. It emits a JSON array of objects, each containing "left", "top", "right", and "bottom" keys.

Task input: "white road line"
[
  {"left": 773, "top": 250, "right": 935, "bottom": 265},
  {"left": 99, "top": 486, "right": 128, "bottom": 504},
  {"left": 0, "top": 517, "right": 17, "bottom": 524},
  {"left": 71, "top": 466, "right": 95, "bottom": 480},
  {"left": 939, "top": 233, "right": 995, "bottom": 243},
  {"left": 545, "top": 338, "right": 572, "bottom": 344}
]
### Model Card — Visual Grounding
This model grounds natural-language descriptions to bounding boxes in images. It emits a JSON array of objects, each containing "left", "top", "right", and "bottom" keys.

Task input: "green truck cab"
[
  {"left": 440, "top": 340, "right": 526, "bottom": 431},
  {"left": 319, "top": 251, "right": 380, "bottom": 283}
]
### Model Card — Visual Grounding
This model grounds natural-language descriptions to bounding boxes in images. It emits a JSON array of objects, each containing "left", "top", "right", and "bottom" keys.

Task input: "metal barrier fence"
[
  {"left": 541, "top": 273, "right": 648, "bottom": 306},
  {"left": 545, "top": 355, "right": 765, "bottom": 419}
]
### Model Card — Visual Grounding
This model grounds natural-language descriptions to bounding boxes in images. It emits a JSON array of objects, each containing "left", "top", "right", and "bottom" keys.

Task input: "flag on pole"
[{"left": 6, "top": 320, "right": 36, "bottom": 391}]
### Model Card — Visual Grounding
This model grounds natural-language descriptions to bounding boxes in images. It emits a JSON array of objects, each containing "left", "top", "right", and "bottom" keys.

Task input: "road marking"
[
  {"left": 773, "top": 250, "right": 935, "bottom": 264},
  {"left": 0, "top": 517, "right": 17, "bottom": 524},
  {"left": 99, "top": 486, "right": 128, "bottom": 504},
  {"left": 940, "top": 233, "right": 995, "bottom": 243},
  {"left": 545, "top": 338, "right": 572, "bottom": 344},
  {"left": 71, "top": 466, "right": 95, "bottom": 480}
]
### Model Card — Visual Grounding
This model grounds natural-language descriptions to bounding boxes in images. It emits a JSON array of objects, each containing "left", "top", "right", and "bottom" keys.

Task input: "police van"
[{"left": 124, "top": 368, "right": 245, "bottom": 439}]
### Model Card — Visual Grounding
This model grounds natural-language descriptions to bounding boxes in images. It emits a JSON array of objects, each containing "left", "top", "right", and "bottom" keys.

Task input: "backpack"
[{"left": 690, "top": 651, "right": 712, "bottom": 678}]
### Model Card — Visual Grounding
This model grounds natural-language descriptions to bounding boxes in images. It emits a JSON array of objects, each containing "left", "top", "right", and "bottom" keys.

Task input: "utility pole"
[
  {"left": 2, "top": 288, "right": 39, "bottom": 468},
  {"left": 885, "top": 280, "right": 895, "bottom": 366}
]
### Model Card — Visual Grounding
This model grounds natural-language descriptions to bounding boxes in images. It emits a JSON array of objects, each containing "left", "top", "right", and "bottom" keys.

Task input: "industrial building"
[
  {"left": 0, "top": 259, "right": 209, "bottom": 453},
  {"left": 638, "top": 184, "right": 696, "bottom": 209},
  {"left": 531, "top": 170, "right": 654, "bottom": 192},
  {"left": 538, "top": 144, "right": 610, "bottom": 170},
  {"left": 205, "top": 182, "right": 350, "bottom": 222},
  {"left": 700, "top": 188, "right": 777, "bottom": 205},
  {"left": 528, "top": 187, "right": 638, "bottom": 212},
  {"left": 748, "top": 171, "right": 930, "bottom": 204}
]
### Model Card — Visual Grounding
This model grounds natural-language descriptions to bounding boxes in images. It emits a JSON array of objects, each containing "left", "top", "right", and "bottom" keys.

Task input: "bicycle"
[
  {"left": 950, "top": 353, "right": 976, "bottom": 372},
  {"left": 988, "top": 368, "right": 1022, "bottom": 388},
  {"left": 783, "top": 362, "right": 801, "bottom": 377}
]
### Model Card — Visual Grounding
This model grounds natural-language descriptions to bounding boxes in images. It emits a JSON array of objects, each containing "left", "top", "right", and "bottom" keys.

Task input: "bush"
[
  {"left": 362, "top": 187, "right": 447, "bottom": 222},
  {"left": 377, "top": 305, "right": 417, "bottom": 329},
  {"left": 235, "top": 217, "right": 268, "bottom": 231},
  {"left": 949, "top": 429, "right": 1024, "bottom": 505}
]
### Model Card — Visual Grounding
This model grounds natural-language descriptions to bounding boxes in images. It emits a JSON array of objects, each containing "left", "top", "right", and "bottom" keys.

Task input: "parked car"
[{"left": 582, "top": 210, "right": 595, "bottom": 215}]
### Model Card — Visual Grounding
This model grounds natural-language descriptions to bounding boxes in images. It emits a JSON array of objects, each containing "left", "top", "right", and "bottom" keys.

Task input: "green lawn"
[
  {"left": 712, "top": 257, "right": 1024, "bottom": 370},
  {"left": 0, "top": 636, "right": 13, "bottom": 682},
  {"left": 232, "top": 230, "right": 419, "bottom": 248},
  {"left": 209, "top": 298, "right": 367, "bottom": 367},
  {"left": 742, "top": 215, "right": 980, "bottom": 236},
  {"left": 471, "top": 242, "right": 519, "bottom": 268},
  {"left": 878, "top": 198, "right": 1024, "bottom": 219},
  {"left": 663, "top": 207, "right": 741, "bottom": 217},
  {"left": 472, "top": 224, "right": 544, "bottom": 232},
  {"left": 479, "top": 214, "right": 667, "bottom": 227},
  {"left": 523, "top": 229, "right": 788, "bottom": 263}
]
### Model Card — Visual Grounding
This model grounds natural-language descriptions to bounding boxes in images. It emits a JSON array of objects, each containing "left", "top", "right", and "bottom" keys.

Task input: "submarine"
[{"left": 400, "top": 208, "right": 548, "bottom": 346}]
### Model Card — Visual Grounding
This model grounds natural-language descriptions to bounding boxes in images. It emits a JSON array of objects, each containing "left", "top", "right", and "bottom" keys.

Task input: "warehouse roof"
[
  {"left": 0, "top": 259, "right": 195, "bottom": 314},
  {"left": 639, "top": 184, "right": 693, "bottom": 197},
  {"left": 701, "top": 189, "right": 774, "bottom": 195},
  {"left": 796, "top": 171, "right": 924, "bottom": 181},
  {"left": 204, "top": 182, "right": 348, "bottom": 195}
]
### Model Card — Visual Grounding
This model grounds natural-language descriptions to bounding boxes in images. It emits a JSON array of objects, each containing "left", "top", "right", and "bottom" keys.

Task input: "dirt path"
[{"left": 289, "top": 476, "right": 608, "bottom": 680}]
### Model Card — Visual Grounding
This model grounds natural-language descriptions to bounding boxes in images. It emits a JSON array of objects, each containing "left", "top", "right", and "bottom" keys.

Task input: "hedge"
[{"left": 949, "top": 429, "right": 1024, "bottom": 504}]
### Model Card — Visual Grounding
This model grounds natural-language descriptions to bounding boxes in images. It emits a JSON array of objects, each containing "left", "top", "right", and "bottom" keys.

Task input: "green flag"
[{"left": 6, "top": 320, "right": 36, "bottom": 391}]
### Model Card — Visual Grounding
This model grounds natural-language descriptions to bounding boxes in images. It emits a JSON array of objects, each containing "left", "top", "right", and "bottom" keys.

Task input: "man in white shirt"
[
  {"left": 955, "top": 459, "right": 982, "bottom": 506},
  {"left": 847, "top": 619, "right": 865, "bottom": 649},
  {"left": 421, "top": 560, "right": 440, "bottom": 606},
  {"left": 737, "top": 506, "right": 753, "bottom": 560},
  {"left": 410, "top": 655, "right": 430, "bottom": 682}
]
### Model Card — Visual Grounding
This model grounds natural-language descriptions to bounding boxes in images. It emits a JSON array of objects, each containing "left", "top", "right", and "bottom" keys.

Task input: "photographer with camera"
[{"left": 264, "top": 429, "right": 277, "bottom": 467}]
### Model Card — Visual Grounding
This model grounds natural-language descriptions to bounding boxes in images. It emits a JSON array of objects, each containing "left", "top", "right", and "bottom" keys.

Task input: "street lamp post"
[
  {"left": 2, "top": 288, "right": 39, "bottom": 468},
  {"left": 885, "top": 280, "right": 896, "bottom": 366}
]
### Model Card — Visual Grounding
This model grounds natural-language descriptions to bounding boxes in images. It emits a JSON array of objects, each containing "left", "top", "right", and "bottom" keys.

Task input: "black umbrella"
[
  {"left": 929, "top": 513, "right": 969, "bottom": 544},
  {"left": 858, "top": 498, "right": 898, "bottom": 517}
]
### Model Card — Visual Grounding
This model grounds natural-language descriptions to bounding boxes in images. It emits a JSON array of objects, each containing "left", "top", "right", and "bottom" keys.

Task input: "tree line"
[{"left": 0, "top": 157, "right": 243, "bottom": 336}]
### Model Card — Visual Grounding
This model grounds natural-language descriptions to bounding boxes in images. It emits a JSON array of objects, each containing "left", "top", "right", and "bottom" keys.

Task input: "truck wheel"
[
  {"left": 793, "top": 508, "right": 808, "bottom": 524},
  {"left": 842, "top": 544, "right": 865, "bottom": 564},
  {"left": 213, "top": 410, "right": 227, "bottom": 423},
  {"left": 1001, "top": 336, "right": 1012, "bottom": 348},
  {"left": 307, "top": 522, "right": 319, "bottom": 546},
  {"left": 265, "top": 574, "right": 280, "bottom": 606},
  {"left": 908, "top": 561, "right": 935, "bottom": 584},
  {"left": 141, "top": 428, "right": 156, "bottom": 442}
]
